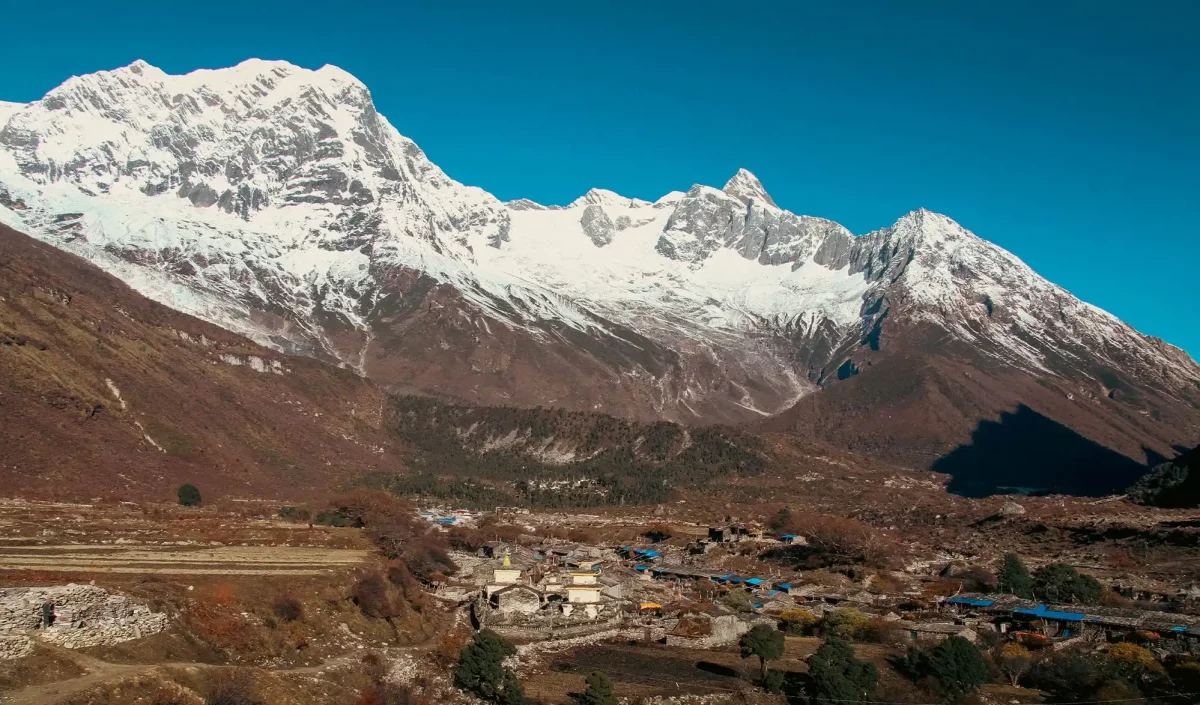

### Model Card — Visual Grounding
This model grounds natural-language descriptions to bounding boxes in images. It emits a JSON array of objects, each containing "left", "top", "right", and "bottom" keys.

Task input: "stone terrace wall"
[{"left": 0, "top": 584, "right": 169, "bottom": 658}]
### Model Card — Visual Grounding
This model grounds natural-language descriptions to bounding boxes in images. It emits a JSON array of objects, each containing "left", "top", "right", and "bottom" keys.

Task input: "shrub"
[
  {"left": 574, "top": 671, "right": 618, "bottom": 705},
  {"left": 858, "top": 617, "right": 901, "bottom": 645},
  {"left": 819, "top": 608, "right": 871, "bottom": 639},
  {"left": 807, "top": 636, "right": 878, "bottom": 703},
  {"left": 178, "top": 484, "right": 202, "bottom": 507},
  {"left": 353, "top": 573, "right": 398, "bottom": 619},
  {"left": 1106, "top": 642, "right": 1164, "bottom": 683},
  {"left": 277, "top": 506, "right": 311, "bottom": 523},
  {"left": 779, "top": 608, "right": 818, "bottom": 635},
  {"left": 997, "top": 642, "right": 1032, "bottom": 686},
  {"left": 204, "top": 667, "right": 257, "bottom": 705},
  {"left": 1027, "top": 650, "right": 1104, "bottom": 702},
  {"left": 928, "top": 636, "right": 989, "bottom": 698},
  {"left": 718, "top": 588, "right": 755, "bottom": 613},
  {"left": 642, "top": 525, "right": 671, "bottom": 543},
  {"left": 271, "top": 595, "right": 303, "bottom": 623},
  {"left": 762, "top": 668, "right": 786, "bottom": 693},
  {"left": 1032, "top": 564, "right": 1102, "bottom": 604}
]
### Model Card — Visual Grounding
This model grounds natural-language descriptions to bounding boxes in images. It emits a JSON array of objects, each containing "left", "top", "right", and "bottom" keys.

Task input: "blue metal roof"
[
  {"left": 745, "top": 578, "right": 765, "bottom": 586},
  {"left": 1171, "top": 626, "right": 1188, "bottom": 632},
  {"left": 729, "top": 576, "right": 743, "bottom": 584},
  {"left": 780, "top": 534, "right": 797, "bottom": 539},
  {"left": 717, "top": 574, "right": 734, "bottom": 582},
  {"left": 1013, "top": 605, "right": 1047, "bottom": 616},
  {"left": 1040, "top": 610, "right": 1086, "bottom": 621},
  {"left": 634, "top": 565, "right": 647, "bottom": 572},
  {"left": 777, "top": 583, "right": 792, "bottom": 590},
  {"left": 947, "top": 597, "right": 995, "bottom": 607}
]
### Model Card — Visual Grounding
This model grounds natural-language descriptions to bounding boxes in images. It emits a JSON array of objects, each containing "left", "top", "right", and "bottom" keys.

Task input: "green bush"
[
  {"left": 574, "top": 671, "right": 617, "bottom": 705},
  {"left": 1032, "top": 564, "right": 1102, "bottom": 604},
  {"left": 807, "top": 636, "right": 878, "bottom": 703},
  {"left": 928, "top": 636, "right": 989, "bottom": 697},
  {"left": 177, "top": 483, "right": 201, "bottom": 507},
  {"left": 454, "top": 630, "right": 526, "bottom": 704}
]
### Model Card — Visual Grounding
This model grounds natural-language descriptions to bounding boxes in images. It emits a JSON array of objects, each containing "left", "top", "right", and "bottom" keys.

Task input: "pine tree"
[
  {"left": 574, "top": 671, "right": 617, "bottom": 705},
  {"left": 807, "top": 636, "right": 878, "bottom": 703},
  {"left": 929, "top": 636, "right": 989, "bottom": 697},
  {"left": 454, "top": 630, "right": 518, "bottom": 703},
  {"left": 997, "top": 553, "right": 1033, "bottom": 598},
  {"left": 1032, "top": 563, "right": 1103, "bottom": 604}
]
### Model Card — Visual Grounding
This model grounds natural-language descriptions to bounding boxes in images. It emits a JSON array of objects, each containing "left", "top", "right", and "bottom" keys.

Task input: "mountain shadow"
[{"left": 936, "top": 405, "right": 1147, "bottom": 497}]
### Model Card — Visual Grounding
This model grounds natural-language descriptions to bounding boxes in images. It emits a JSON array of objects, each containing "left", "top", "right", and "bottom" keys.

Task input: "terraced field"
[{"left": 0, "top": 544, "right": 370, "bottom": 576}]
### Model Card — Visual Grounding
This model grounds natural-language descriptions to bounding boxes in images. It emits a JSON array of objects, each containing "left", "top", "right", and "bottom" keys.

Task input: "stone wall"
[
  {"left": 0, "top": 584, "right": 169, "bottom": 658},
  {"left": 665, "top": 614, "right": 774, "bottom": 649}
]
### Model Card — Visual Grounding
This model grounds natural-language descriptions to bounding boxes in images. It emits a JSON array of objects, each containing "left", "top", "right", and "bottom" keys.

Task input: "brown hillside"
[
  {"left": 0, "top": 223, "right": 403, "bottom": 501},
  {"left": 764, "top": 321, "right": 1200, "bottom": 496}
]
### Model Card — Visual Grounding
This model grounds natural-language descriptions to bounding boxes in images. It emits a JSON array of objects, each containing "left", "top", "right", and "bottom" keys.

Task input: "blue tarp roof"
[
  {"left": 1012, "top": 605, "right": 1086, "bottom": 621},
  {"left": 744, "top": 578, "right": 765, "bottom": 586},
  {"left": 1041, "top": 610, "right": 1086, "bottom": 622},
  {"left": 717, "top": 574, "right": 734, "bottom": 582},
  {"left": 780, "top": 534, "right": 797, "bottom": 539},
  {"left": 767, "top": 590, "right": 781, "bottom": 596},
  {"left": 947, "top": 597, "right": 995, "bottom": 607},
  {"left": 634, "top": 565, "right": 647, "bottom": 572},
  {"left": 642, "top": 550, "right": 660, "bottom": 558},
  {"left": 729, "top": 576, "right": 743, "bottom": 584},
  {"left": 777, "top": 583, "right": 792, "bottom": 590},
  {"left": 1171, "top": 626, "right": 1188, "bottom": 632}
]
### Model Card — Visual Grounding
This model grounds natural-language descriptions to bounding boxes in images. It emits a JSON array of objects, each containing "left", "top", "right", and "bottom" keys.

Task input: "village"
[
  {"left": 416, "top": 507, "right": 1200, "bottom": 662},
  {"left": 3, "top": 495, "right": 1200, "bottom": 705}
]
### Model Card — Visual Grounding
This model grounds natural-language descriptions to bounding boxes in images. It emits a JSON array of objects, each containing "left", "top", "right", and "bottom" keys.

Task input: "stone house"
[{"left": 490, "top": 585, "right": 543, "bottom": 616}]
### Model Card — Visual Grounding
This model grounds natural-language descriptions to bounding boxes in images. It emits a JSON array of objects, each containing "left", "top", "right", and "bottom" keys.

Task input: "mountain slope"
[
  {"left": 1, "top": 59, "right": 1198, "bottom": 487},
  {"left": 1128, "top": 445, "right": 1200, "bottom": 508},
  {"left": 0, "top": 222, "right": 402, "bottom": 499}
]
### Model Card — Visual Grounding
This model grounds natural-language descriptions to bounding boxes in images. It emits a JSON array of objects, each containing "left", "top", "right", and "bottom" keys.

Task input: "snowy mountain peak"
[
  {"left": 722, "top": 168, "right": 776, "bottom": 208},
  {"left": 1, "top": 59, "right": 1197, "bottom": 437},
  {"left": 569, "top": 188, "right": 647, "bottom": 210}
]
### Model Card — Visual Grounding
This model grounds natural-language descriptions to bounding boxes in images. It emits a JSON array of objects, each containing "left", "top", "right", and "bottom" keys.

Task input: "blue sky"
[{"left": 2, "top": 1, "right": 1197, "bottom": 356}]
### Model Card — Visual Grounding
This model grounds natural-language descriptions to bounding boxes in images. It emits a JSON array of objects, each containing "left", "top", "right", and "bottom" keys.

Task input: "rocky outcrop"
[{"left": 579, "top": 204, "right": 615, "bottom": 247}]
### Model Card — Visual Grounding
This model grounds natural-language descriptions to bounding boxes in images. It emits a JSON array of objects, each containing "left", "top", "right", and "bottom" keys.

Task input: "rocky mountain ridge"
[{"left": 1, "top": 59, "right": 1197, "bottom": 478}]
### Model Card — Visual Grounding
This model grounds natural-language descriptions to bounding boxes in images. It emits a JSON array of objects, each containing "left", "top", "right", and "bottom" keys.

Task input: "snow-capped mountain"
[{"left": 1, "top": 59, "right": 1197, "bottom": 467}]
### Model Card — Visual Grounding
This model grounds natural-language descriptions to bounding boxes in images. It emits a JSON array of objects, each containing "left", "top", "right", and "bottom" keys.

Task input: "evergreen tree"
[
  {"left": 769, "top": 506, "right": 793, "bottom": 533},
  {"left": 929, "top": 636, "right": 989, "bottom": 698},
  {"left": 1032, "top": 564, "right": 1103, "bottom": 604},
  {"left": 455, "top": 630, "right": 518, "bottom": 703},
  {"left": 739, "top": 624, "right": 785, "bottom": 682},
  {"left": 807, "top": 636, "right": 878, "bottom": 704},
  {"left": 177, "top": 483, "right": 202, "bottom": 507},
  {"left": 574, "top": 671, "right": 617, "bottom": 705},
  {"left": 997, "top": 553, "right": 1032, "bottom": 598}
]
